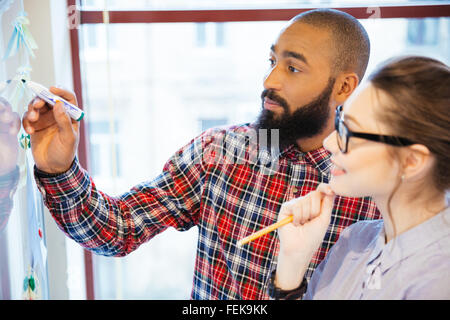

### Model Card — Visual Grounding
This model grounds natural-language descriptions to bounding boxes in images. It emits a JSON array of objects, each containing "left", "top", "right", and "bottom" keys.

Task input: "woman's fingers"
[
  {"left": 317, "top": 183, "right": 335, "bottom": 196},
  {"left": 282, "top": 184, "right": 336, "bottom": 227}
]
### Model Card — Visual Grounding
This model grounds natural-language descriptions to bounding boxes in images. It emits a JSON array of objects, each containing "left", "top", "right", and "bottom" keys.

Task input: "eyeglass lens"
[{"left": 336, "top": 108, "right": 346, "bottom": 153}]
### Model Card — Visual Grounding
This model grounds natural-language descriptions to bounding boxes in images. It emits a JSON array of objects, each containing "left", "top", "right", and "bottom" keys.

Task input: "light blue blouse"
[{"left": 304, "top": 207, "right": 450, "bottom": 299}]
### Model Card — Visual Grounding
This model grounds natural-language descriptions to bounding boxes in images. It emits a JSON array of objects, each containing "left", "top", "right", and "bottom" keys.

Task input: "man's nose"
[{"left": 263, "top": 66, "right": 282, "bottom": 91}]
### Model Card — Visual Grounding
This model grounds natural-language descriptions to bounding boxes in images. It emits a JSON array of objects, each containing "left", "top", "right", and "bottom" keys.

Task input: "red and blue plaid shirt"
[{"left": 34, "top": 124, "right": 380, "bottom": 299}]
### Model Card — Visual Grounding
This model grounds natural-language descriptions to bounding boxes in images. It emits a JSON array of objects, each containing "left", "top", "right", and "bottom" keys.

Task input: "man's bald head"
[{"left": 291, "top": 9, "right": 371, "bottom": 82}]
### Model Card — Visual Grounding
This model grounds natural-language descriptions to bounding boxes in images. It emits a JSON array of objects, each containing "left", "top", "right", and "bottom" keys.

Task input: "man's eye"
[
  {"left": 268, "top": 58, "right": 275, "bottom": 66},
  {"left": 288, "top": 66, "right": 300, "bottom": 73}
]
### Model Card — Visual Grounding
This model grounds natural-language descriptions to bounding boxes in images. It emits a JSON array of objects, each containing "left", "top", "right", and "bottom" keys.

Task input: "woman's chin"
[{"left": 329, "top": 179, "right": 367, "bottom": 198}]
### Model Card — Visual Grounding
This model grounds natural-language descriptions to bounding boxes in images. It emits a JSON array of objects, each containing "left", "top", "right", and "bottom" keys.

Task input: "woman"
[{"left": 270, "top": 56, "right": 450, "bottom": 299}]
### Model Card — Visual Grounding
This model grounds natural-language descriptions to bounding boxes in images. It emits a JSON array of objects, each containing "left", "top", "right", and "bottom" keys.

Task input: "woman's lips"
[{"left": 330, "top": 163, "right": 346, "bottom": 176}]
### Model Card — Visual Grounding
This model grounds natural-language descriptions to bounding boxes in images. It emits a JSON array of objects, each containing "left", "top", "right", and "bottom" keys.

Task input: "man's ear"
[
  {"left": 334, "top": 73, "right": 359, "bottom": 105},
  {"left": 401, "top": 144, "right": 433, "bottom": 182}
]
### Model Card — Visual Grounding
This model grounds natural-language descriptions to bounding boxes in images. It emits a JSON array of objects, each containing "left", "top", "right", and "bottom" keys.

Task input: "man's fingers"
[
  {"left": 28, "top": 97, "right": 46, "bottom": 111},
  {"left": 23, "top": 95, "right": 58, "bottom": 134},
  {"left": 27, "top": 109, "right": 39, "bottom": 122},
  {"left": 25, "top": 97, "right": 50, "bottom": 123},
  {"left": 53, "top": 101, "right": 70, "bottom": 124},
  {"left": 49, "top": 87, "right": 77, "bottom": 105},
  {"left": 53, "top": 101, "right": 77, "bottom": 142},
  {"left": 22, "top": 111, "right": 34, "bottom": 134}
]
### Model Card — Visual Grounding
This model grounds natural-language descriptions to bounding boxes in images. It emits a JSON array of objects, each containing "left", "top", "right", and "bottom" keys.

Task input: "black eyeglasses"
[{"left": 335, "top": 105, "right": 415, "bottom": 153}]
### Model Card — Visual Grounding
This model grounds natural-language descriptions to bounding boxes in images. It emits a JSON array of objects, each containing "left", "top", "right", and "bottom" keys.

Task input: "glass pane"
[
  {"left": 1, "top": 1, "right": 50, "bottom": 300},
  {"left": 363, "top": 17, "right": 449, "bottom": 72},
  {"left": 80, "top": 0, "right": 438, "bottom": 11},
  {"left": 79, "top": 17, "right": 449, "bottom": 299},
  {"left": 80, "top": 20, "right": 280, "bottom": 299}
]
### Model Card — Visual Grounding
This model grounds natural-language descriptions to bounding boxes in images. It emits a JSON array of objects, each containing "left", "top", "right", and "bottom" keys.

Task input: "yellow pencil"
[{"left": 237, "top": 215, "right": 294, "bottom": 247}]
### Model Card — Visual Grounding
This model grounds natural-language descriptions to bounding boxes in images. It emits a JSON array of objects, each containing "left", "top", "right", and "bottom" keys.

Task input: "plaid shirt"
[{"left": 34, "top": 123, "right": 380, "bottom": 299}]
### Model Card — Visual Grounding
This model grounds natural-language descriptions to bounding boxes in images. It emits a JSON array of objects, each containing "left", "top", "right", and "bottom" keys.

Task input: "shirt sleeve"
[
  {"left": 303, "top": 221, "right": 370, "bottom": 300},
  {"left": 302, "top": 246, "right": 331, "bottom": 300},
  {"left": 34, "top": 129, "right": 217, "bottom": 257}
]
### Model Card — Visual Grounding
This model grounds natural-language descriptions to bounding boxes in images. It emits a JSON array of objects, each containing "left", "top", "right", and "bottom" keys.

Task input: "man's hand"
[{"left": 22, "top": 87, "right": 80, "bottom": 174}]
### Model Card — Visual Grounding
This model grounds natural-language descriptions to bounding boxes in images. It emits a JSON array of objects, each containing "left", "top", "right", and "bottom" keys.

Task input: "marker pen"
[{"left": 23, "top": 80, "right": 85, "bottom": 121}]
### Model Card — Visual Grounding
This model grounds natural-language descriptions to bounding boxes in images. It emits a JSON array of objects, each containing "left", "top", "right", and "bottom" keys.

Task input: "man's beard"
[{"left": 255, "top": 77, "right": 335, "bottom": 151}]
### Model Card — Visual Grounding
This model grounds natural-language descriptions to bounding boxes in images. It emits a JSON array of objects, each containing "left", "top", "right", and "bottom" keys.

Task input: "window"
[
  {"left": 407, "top": 18, "right": 440, "bottom": 45},
  {"left": 80, "top": 21, "right": 278, "bottom": 299},
  {"left": 73, "top": 2, "right": 450, "bottom": 299},
  {"left": 200, "top": 118, "right": 228, "bottom": 132}
]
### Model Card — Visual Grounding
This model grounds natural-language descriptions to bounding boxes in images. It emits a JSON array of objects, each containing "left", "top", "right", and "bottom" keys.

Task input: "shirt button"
[{"left": 292, "top": 187, "right": 298, "bottom": 194}]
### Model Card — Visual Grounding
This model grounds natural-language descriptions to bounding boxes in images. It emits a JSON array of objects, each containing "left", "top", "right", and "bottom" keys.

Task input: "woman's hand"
[{"left": 275, "top": 183, "right": 335, "bottom": 290}]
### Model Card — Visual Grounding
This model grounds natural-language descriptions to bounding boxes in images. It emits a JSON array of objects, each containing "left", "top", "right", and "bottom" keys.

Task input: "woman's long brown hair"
[{"left": 368, "top": 56, "right": 450, "bottom": 237}]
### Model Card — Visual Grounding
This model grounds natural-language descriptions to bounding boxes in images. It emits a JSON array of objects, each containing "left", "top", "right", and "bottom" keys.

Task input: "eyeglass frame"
[{"left": 334, "top": 105, "right": 415, "bottom": 154}]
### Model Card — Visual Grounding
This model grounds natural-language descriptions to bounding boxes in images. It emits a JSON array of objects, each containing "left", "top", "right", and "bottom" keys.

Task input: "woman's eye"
[{"left": 268, "top": 58, "right": 275, "bottom": 66}]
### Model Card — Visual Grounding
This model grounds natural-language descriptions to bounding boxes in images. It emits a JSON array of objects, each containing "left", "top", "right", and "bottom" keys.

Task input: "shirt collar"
[
  {"left": 303, "top": 147, "right": 333, "bottom": 177},
  {"left": 368, "top": 207, "right": 450, "bottom": 272},
  {"left": 278, "top": 144, "right": 332, "bottom": 177},
  {"left": 246, "top": 123, "right": 332, "bottom": 175}
]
